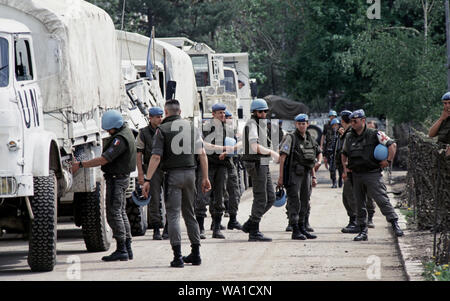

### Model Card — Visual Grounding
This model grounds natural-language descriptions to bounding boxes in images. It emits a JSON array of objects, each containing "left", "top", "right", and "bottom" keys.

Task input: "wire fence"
[{"left": 405, "top": 130, "right": 449, "bottom": 265}]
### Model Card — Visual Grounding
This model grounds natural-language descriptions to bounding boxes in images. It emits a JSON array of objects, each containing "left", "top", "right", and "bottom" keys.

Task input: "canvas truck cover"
[
  {"left": 117, "top": 31, "right": 199, "bottom": 119},
  {"left": 264, "top": 95, "right": 309, "bottom": 120},
  {"left": 0, "top": 0, "right": 123, "bottom": 114}
]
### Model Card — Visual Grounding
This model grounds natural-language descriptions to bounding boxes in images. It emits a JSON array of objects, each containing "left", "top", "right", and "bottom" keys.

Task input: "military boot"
[
  {"left": 353, "top": 225, "right": 368, "bottom": 241},
  {"left": 102, "top": 240, "right": 129, "bottom": 262},
  {"left": 210, "top": 220, "right": 225, "bottom": 230},
  {"left": 367, "top": 213, "right": 375, "bottom": 228},
  {"left": 170, "top": 245, "right": 184, "bottom": 268},
  {"left": 153, "top": 228, "right": 162, "bottom": 240},
  {"left": 196, "top": 216, "right": 206, "bottom": 239},
  {"left": 331, "top": 179, "right": 337, "bottom": 188},
  {"left": 182, "top": 244, "right": 202, "bottom": 266},
  {"left": 162, "top": 223, "right": 169, "bottom": 240},
  {"left": 291, "top": 223, "right": 307, "bottom": 240},
  {"left": 227, "top": 214, "right": 243, "bottom": 230},
  {"left": 299, "top": 222, "right": 317, "bottom": 239},
  {"left": 242, "top": 219, "right": 251, "bottom": 233},
  {"left": 285, "top": 223, "right": 293, "bottom": 232},
  {"left": 212, "top": 215, "right": 225, "bottom": 239},
  {"left": 391, "top": 220, "right": 404, "bottom": 237},
  {"left": 341, "top": 216, "right": 359, "bottom": 233},
  {"left": 305, "top": 209, "right": 314, "bottom": 232},
  {"left": 125, "top": 237, "right": 133, "bottom": 260},
  {"left": 249, "top": 221, "right": 272, "bottom": 242}
]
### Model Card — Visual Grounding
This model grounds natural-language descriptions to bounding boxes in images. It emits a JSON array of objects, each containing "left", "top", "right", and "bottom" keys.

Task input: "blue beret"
[
  {"left": 149, "top": 107, "right": 163, "bottom": 116},
  {"left": 329, "top": 110, "right": 337, "bottom": 117},
  {"left": 295, "top": 113, "right": 309, "bottom": 122},
  {"left": 225, "top": 110, "right": 232, "bottom": 117},
  {"left": 350, "top": 109, "right": 365, "bottom": 119},
  {"left": 212, "top": 103, "right": 227, "bottom": 112},
  {"left": 340, "top": 110, "right": 352, "bottom": 117},
  {"left": 442, "top": 92, "right": 450, "bottom": 101},
  {"left": 330, "top": 118, "right": 340, "bottom": 126}
]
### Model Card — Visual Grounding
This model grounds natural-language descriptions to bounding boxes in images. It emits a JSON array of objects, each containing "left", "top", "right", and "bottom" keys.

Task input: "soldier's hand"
[
  {"left": 138, "top": 174, "right": 145, "bottom": 185},
  {"left": 277, "top": 177, "right": 283, "bottom": 188},
  {"left": 338, "top": 128, "right": 345, "bottom": 136},
  {"left": 440, "top": 108, "right": 450, "bottom": 121},
  {"left": 342, "top": 172, "right": 347, "bottom": 181},
  {"left": 271, "top": 151, "right": 280, "bottom": 163},
  {"left": 312, "top": 177, "right": 317, "bottom": 187},
  {"left": 314, "top": 162, "right": 321, "bottom": 172},
  {"left": 142, "top": 182, "right": 150, "bottom": 198},
  {"left": 379, "top": 160, "right": 389, "bottom": 169},
  {"left": 71, "top": 161, "right": 80, "bottom": 174},
  {"left": 219, "top": 152, "right": 227, "bottom": 160},
  {"left": 202, "top": 178, "right": 211, "bottom": 194}
]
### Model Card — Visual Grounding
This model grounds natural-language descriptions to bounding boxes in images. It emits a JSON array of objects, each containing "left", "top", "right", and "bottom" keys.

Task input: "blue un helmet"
[
  {"left": 250, "top": 98, "right": 269, "bottom": 112},
  {"left": 225, "top": 110, "right": 232, "bottom": 117},
  {"left": 149, "top": 107, "right": 164, "bottom": 116},
  {"left": 295, "top": 113, "right": 309, "bottom": 122},
  {"left": 131, "top": 184, "right": 151, "bottom": 207},
  {"left": 102, "top": 110, "right": 124, "bottom": 130},
  {"left": 350, "top": 109, "right": 366, "bottom": 119},
  {"left": 330, "top": 118, "right": 340, "bottom": 126},
  {"left": 274, "top": 187, "right": 287, "bottom": 207},
  {"left": 374, "top": 144, "right": 389, "bottom": 161},
  {"left": 441, "top": 92, "right": 450, "bottom": 101},
  {"left": 212, "top": 103, "right": 227, "bottom": 112},
  {"left": 328, "top": 110, "right": 338, "bottom": 117}
]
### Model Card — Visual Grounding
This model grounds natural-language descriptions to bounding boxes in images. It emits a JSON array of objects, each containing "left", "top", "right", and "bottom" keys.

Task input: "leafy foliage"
[{"left": 88, "top": 0, "right": 448, "bottom": 125}]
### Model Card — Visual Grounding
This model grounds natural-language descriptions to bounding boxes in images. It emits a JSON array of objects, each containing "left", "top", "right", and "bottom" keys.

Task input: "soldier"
[
  {"left": 365, "top": 120, "right": 379, "bottom": 228},
  {"left": 222, "top": 109, "right": 243, "bottom": 231},
  {"left": 241, "top": 98, "right": 280, "bottom": 242},
  {"left": 341, "top": 109, "right": 404, "bottom": 241},
  {"left": 202, "top": 103, "right": 236, "bottom": 239},
  {"left": 136, "top": 107, "right": 165, "bottom": 240},
  {"left": 336, "top": 110, "right": 359, "bottom": 234},
  {"left": 72, "top": 110, "right": 136, "bottom": 261},
  {"left": 142, "top": 99, "right": 211, "bottom": 267},
  {"left": 327, "top": 118, "right": 342, "bottom": 188},
  {"left": 429, "top": 92, "right": 450, "bottom": 155},
  {"left": 321, "top": 110, "right": 337, "bottom": 172},
  {"left": 278, "top": 114, "right": 321, "bottom": 240}
]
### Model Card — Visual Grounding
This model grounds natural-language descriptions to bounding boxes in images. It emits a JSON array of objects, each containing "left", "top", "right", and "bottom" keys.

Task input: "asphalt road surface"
[{"left": 0, "top": 165, "right": 406, "bottom": 281}]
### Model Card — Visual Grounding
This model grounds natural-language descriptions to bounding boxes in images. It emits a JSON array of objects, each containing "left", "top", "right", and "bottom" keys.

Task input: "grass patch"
[
  {"left": 422, "top": 261, "right": 450, "bottom": 281},
  {"left": 400, "top": 207, "right": 415, "bottom": 223}
]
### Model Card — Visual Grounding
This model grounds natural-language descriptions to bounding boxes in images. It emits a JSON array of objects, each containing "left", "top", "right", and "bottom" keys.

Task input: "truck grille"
[{"left": 0, "top": 177, "right": 17, "bottom": 196}]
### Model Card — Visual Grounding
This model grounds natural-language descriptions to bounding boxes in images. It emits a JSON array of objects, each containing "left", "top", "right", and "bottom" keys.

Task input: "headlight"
[
  {"left": 7, "top": 140, "right": 18, "bottom": 151},
  {"left": 0, "top": 177, "right": 17, "bottom": 195}
]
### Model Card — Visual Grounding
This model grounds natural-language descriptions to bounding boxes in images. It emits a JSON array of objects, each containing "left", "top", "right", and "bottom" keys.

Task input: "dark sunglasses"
[{"left": 257, "top": 110, "right": 268, "bottom": 113}]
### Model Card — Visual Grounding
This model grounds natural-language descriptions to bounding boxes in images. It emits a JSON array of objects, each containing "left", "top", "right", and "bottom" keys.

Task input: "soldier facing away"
[{"left": 142, "top": 99, "right": 211, "bottom": 268}]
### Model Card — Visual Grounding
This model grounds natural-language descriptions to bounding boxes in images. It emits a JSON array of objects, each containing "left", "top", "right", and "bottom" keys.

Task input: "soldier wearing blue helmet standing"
[
  {"left": 72, "top": 109, "right": 137, "bottom": 261},
  {"left": 241, "top": 98, "right": 279, "bottom": 241},
  {"left": 341, "top": 109, "right": 403, "bottom": 241},
  {"left": 135, "top": 107, "right": 166, "bottom": 240},
  {"left": 321, "top": 110, "right": 339, "bottom": 187},
  {"left": 278, "top": 114, "right": 322, "bottom": 240},
  {"left": 429, "top": 92, "right": 450, "bottom": 155}
]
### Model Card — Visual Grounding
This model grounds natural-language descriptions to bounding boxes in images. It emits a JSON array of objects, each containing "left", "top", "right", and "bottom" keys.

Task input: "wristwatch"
[
  {"left": 312, "top": 176, "right": 317, "bottom": 179},
  {"left": 79, "top": 161, "right": 84, "bottom": 168},
  {"left": 387, "top": 160, "right": 392, "bottom": 164},
  {"left": 144, "top": 176, "right": 151, "bottom": 182}
]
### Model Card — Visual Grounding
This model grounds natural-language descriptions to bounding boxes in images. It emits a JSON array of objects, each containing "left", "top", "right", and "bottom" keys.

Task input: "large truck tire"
[
  {"left": 307, "top": 125, "right": 322, "bottom": 145},
  {"left": 126, "top": 199, "right": 147, "bottom": 236},
  {"left": 27, "top": 170, "right": 57, "bottom": 272},
  {"left": 76, "top": 181, "right": 112, "bottom": 252}
]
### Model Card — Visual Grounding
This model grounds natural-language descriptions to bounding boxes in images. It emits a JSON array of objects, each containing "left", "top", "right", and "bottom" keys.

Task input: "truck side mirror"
[
  {"left": 250, "top": 81, "right": 258, "bottom": 98},
  {"left": 166, "top": 80, "right": 177, "bottom": 100}
]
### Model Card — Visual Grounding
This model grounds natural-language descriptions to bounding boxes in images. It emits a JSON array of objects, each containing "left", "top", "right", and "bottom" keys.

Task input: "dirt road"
[{"left": 0, "top": 166, "right": 406, "bottom": 281}]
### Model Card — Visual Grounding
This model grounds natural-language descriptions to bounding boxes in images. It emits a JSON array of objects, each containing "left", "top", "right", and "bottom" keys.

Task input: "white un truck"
[{"left": 0, "top": 0, "right": 131, "bottom": 271}]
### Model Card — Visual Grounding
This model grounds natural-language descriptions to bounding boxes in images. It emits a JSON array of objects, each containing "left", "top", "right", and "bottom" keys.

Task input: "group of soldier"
[{"left": 70, "top": 92, "right": 450, "bottom": 268}]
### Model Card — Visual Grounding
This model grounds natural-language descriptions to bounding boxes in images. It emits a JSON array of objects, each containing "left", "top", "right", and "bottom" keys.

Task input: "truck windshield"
[
  {"left": 191, "top": 55, "right": 210, "bottom": 87},
  {"left": 221, "top": 69, "right": 236, "bottom": 93},
  {"left": 0, "top": 37, "right": 8, "bottom": 87}
]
